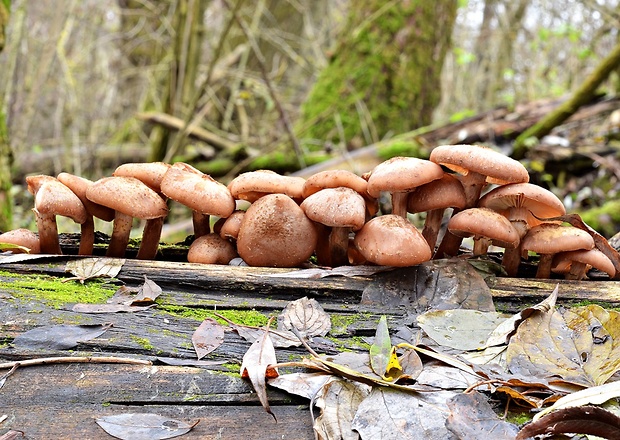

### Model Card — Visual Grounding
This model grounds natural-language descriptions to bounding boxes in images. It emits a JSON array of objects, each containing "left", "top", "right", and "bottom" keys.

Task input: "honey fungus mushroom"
[
  {"left": 86, "top": 176, "right": 169, "bottom": 259},
  {"left": 0, "top": 228, "right": 40, "bottom": 254}
]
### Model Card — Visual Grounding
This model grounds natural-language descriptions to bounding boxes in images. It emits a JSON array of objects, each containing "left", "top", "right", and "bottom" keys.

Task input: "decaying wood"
[{"left": 1, "top": 256, "right": 619, "bottom": 438}]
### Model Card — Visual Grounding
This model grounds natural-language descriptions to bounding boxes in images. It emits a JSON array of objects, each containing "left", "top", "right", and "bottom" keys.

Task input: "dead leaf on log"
[
  {"left": 351, "top": 387, "right": 459, "bottom": 440},
  {"left": 507, "top": 300, "right": 620, "bottom": 387},
  {"left": 314, "top": 378, "right": 370, "bottom": 440},
  {"left": 369, "top": 315, "right": 401, "bottom": 381},
  {"left": 268, "top": 372, "right": 332, "bottom": 400},
  {"left": 240, "top": 322, "right": 279, "bottom": 420},
  {"left": 533, "top": 379, "right": 620, "bottom": 422},
  {"left": 445, "top": 391, "right": 519, "bottom": 439},
  {"left": 253, "top": 265, "right": 393, "bottom": 279},
  {"left": 131, "top": 275, "right": 163, "bottom": 304},
  {"left": 278, "top": 297, "right": 331, "bottom": 338},
  {"left": 516, "top": 405, "right": 620, "bottom": 440},
  {"left": 72, "top": 276, "right": 162, "bottom": 313},
  {"left": 71, "top": 303, "right": 155, "bottom": 314},
  {"left": 191, "top": 318, "right": 225, "bottom": 360},
  {"left": 0, "top": 254, "right": 69, "bottom": 264},
  {"left": 361, "top": 260, "right": 495, "bottom": 312},
  {"left": 64, "top": 257, "right": 125, "bottom": 283},
  {"left": 397, "top": 348, "right": 424, "bottom": 382},
  {"left": 95, "top": 413, "right": 198, "bottom": 440},
  {"left": 414, "top": 364, "right": 482, "bottom": 390},
  {"left": 12, "top": 323, "right": 112, "bottom": 350},
  {"left": 0, "top": 242, "right": 30, "bottom": 253},
  {"left": 417, "top": 309, "right": 510, "bottom": 351},
  {"left": 214, "top": 312, "right": 300, "bottom": 348}
]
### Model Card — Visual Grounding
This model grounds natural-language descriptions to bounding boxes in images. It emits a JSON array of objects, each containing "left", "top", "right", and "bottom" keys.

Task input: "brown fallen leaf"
[
  {"left": 64, "top": 257, "right": 125, "bottom": 283},
  {"left": 240, "top": 320, "right": 279, "bottom": 420},
  {"left": 192, "top": 318, "right": 225, "bottom": 360},
  {"left": 132, "top": 275, "right": 163, "bottom": 304},
  {"left": 278, "top": 297, "right": 331, "bottom": 338},
  {"left": 95, "top": 413, "right": 199, "bottom": 440},
  {"left": 268, "top": 372, "right": 333, "bottom": 400},
  {"left": 313, "top": 378, "right": 370, "bottom": 440},
  {"left": 445, "top": 391, "right": 519, "bottom": 439},
  {"left": 516, "top": 405, "right": 620, "bottom": 440}
]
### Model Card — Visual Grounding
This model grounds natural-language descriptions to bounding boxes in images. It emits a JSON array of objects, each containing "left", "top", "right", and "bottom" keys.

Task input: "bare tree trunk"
[
  {"left": 513, "top": 40, "right": 620, "bottom": 159},
  {"left": 0, "top": 0, "right": 12, "bottom": 232},
  {"left": 297, "top": 0, "right": 458, "bottom": 151}
]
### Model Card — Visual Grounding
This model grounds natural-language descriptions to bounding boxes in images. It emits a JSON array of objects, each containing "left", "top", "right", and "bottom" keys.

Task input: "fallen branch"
[{"left": 0, "top": 355, "right": 152, "bottom": 370}]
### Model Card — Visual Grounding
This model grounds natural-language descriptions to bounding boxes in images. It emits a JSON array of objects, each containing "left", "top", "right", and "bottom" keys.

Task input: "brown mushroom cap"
[
  {"left": 552, "top": 248, "right": 616, "bottom": 279},
  {"left": 302, "top": 170, "right": 369, "bottom": 199},
  {"left": 478, "top": 183, "right": 565, "bottom": 228},
  {"left": 353, "top": 215, "right": 431, "bottom": 267},
  {"left": 236, "top": 194, "right": 317, "bottom": 267},
  {"left": 448, "top": 207, "right": 520, "bottom": 251},
  {"left": 429, "top": 144, "right": 529, "bottom": 186},
  {"left": 86, "top": 176, "right": 168, "bottom": 220},
  {"left": 218, "top": 210, "right": 245, "bottom": 242},
  {"left": 366, "top": 157, "right": 444, "bottom": 198},
  {"left": 187, "top": 233, "right": 238, "bottom": 265},
  {"left": 113, "top": 162, "right": 171, "bottom": 192},
  {"left": 407, "top": 174, "right": 466, "bottom": 213},
  {"left": 300, "top": 187, "right": 366, "bottom": 231},
  {"left": 160, "top": 166, "right": 235, "bottom": 218},
  {"left": 0, "top": 228, "right": 40, "bottom": 254},
  {"left": 228, "top": 170, "right": 306, "bottom": 203},
  {"left": 57, "top": 173, "right": 115, "bottom": 222}
]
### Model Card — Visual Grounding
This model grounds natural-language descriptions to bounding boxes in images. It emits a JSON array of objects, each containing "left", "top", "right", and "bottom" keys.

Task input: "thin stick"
[{"left": 0, "top": 356, "right": 152, "bottom": 370}]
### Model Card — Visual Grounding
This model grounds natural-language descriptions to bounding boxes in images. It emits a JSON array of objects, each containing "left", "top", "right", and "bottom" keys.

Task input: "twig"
[{"left": 0, "top": 356, "right": 152, "bottom": 370}]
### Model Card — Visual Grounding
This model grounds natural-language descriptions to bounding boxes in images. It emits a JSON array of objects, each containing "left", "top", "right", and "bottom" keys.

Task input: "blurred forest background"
[{"left": 1, "top": 0, "right": 620, "bottom": 239}]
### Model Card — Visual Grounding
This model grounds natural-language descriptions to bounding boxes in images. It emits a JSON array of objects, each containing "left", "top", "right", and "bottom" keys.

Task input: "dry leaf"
[
  {"left": 278, "top": 297, "right": 331, "bottom": 338},
  {"left": 517, "top": 405, "right": 620, "bottom": 440},
  {"left": 417, "top": 309, "right": 510, "bottom": 351},
  {"left": 12, "top": 323, "right": 112, "bottom": 350},
  {"left": 155, "top": 357, "right": 227, "bottom": 368},
  {"left": 445, "top": 391, "right": 519, "bottom": 439},
  {"left": 64, "top": 257, "right": 125, "bottom": 283},
  {"left": 132, "top": 276, "right": 163, "bottom": 304},
  {"left": 351, "top": 387, "right": 459, "bottom": 440},
  {"left": 0, "top": 242, "right": 30, "bottom": 253},
  {"left": 72, "top": 303, "right": 155, "bottom": 314},
  {"left": 95, "top": 413, "right": 198, "bottom": 440},
  {"left": 268, "top": 372, "right": 333, "bottom": 400},
  {"left": 192, "top": 318, "right": 225, "bottom": 360},
  {"left": 232, "top": 324, "right": 300, "bottom": 348},
  {"left": 396, "top": 349, "right": 424, "bottom": 382},
  {"left": 314, "top": 378, "right": 370, "bottom": 440},
  {"left": 240, "top": 326, "right": 279, "bottom": 420}
]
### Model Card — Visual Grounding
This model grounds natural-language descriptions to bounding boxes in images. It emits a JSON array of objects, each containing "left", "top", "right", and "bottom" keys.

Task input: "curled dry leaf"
[
  {"left": 268, "top": 372, "right": 332, "bottom": 400},
  {"left": 314, "top": 378, "right": 370, "bottom": 440},
  {"left": 132, "top": 275, "right": 163, "bottom": 304},
  {"left": 240, "top": 325, "right": 279, "bottom": 420},
  {"left": 278, "top": 297, "right": 331, "bottom": 338},
  {"left": 64, "top": 257, "right": 125, "bottom": 283},
  {"left": 517, "top": 405, "right": 620, "bottom": 440},
  {"left": 192, "top": 318, "right": 225, "bottom": 360},
  {"left": 95, "top": 413, "right": 198, "bottom": 440}
]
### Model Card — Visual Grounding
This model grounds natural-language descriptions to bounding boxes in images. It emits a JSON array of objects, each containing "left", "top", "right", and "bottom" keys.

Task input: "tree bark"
[
  {"left": 513, "top": 40, "right": 620, "bottom": 159},
  {"left": 297, "top": 0, "right": 458, "bottom": 150},
  {"left": 0, "top": 0, "right": 12, "bottom": 232}
]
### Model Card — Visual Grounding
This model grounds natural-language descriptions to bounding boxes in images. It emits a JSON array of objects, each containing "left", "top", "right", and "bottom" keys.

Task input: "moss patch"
[
  {"left": 130, "top": 335, "right": 154, "bottom": 351},
  {"left": 0, "top": 269, "right": 117, "bottom": 309},
  {"left": 160, "top": 305, "right": 271, "bottom": 327}
]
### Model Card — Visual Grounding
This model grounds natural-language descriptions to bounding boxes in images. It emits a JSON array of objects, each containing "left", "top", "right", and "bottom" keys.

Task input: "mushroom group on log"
[{"left": 2, "top": 144, "right": 619, "bottom": 280}]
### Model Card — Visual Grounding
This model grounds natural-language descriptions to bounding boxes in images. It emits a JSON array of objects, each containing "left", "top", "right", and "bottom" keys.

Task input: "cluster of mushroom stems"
[{"left": 0, "top": 144, "right": 616, "bottom": 281}]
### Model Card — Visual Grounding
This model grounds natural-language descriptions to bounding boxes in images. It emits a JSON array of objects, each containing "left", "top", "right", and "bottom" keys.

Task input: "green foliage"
[{"left": 376, "top": 139, "right": 423, "bottom": 160}]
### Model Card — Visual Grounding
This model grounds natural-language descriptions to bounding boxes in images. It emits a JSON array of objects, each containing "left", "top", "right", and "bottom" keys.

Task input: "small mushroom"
[
  {"left": 113, "top": 162, "right": 171, "bottom": 194},
  {"left": 0, "top": 228, "right": 40, "bottom": 254},
  {"left": 552, "top": 248, "right": 616, "bottom": 280},
  {"left": 86, "top": 176, "right": 169, "bottom": 259},
  {"left": 216, "top": 210, "right": 245, "bottom": 243},
  {"left": 228, "top": 170, "right": 306, "bottom": 203},
  {"left": 353, "top": 215, "right": 431, "bottom": 267},
  {"left": 447, "top": 207, "right": 520, "bottom": 257},
  {"left": 57, "top": 172, "right": 116, "bottom": 255},
  {"left": 366, "top": 157, "right": 444, "bottom": 218},
  {"left": 406, "top": 174, "right": 466, "bottom": 252},
  {"left": 26, "top": 175, "right": 89, "bottom": 255},
  {"left": 187, "top": 233, "right": 238, "bottom": 265},
  {"left": 300, "top": 187, "right": 366, "bottom": 267},
  {"left": 160, "top": 163, "right": 235, "bottom": 238},
  {"left": 236, "top": 194, "right": 317, "bottom": 267},
  {"left": 521, "top": 223, "right": 595, "bottom": 278}
]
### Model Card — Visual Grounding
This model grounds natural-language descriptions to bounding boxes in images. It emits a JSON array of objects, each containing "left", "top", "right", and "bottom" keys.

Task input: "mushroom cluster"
[{"left": 1, "top": 144, "right": 616, "bottom": 280}]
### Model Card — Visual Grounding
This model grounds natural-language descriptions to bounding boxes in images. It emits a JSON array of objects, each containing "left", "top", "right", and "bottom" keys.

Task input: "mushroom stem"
[
  {"left": 565, "top": 262, "right": 588, "bottom": 280},
  {"left": 502, "top": 247, "right": 522, "bottom": 277},
  {"left": 433, "top": 227, "right": 463, "bottom": 258},
  {"left": 535, "top": 254, "right": 554, "bottom": 279},
  {"left": 459, "top": 171, "right": 488, "bottom": 208},
  {"left": 422, "top": 209, "right": 445, "bottom": 251},
  {"left": 136, "top": 217, "right": 164, "bottom": 260},
  {"left": 314, "top": 224, "right": 332, "bottom": 266},
  {"left": 79, "top": 217, "right": 95, "bottom": 255},
  {"left": 193, "top": 211, "right": 210, "bottom": 238},
  {"left": 34, "top": 210, "right": 62, "bottom": 254},
  {"left": 107, "top": 211, "right": 133, "bottom": 258},
  {"left": 391, "top": 192, "right": 409, "bottom": 218},
  {"left": 473, "top": 236, "right": 491, "bottom": 256},
  {"left": 329, "top": 227, "right": 350, "bottom": 267}
]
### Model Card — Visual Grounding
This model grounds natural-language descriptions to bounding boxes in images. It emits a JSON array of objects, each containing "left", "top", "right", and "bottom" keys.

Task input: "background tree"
[{"left": 297, "top": 0, "right": 458, "bottom": 151}]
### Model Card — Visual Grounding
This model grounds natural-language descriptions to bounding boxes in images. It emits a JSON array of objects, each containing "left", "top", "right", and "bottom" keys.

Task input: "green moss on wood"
[{"left": 160, "top": 304, "right": 270, "bottom": 327}]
